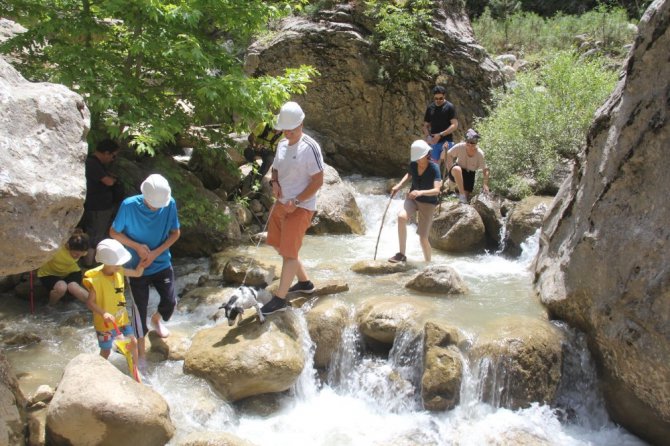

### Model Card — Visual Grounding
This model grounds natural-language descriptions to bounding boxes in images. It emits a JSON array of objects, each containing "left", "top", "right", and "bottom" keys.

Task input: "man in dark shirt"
[
  {"left": 82, "top": 139, "right": 121, "bottom": 266},
  {"left": 423, "top": 85, "right": 458, "bottom": 168}
]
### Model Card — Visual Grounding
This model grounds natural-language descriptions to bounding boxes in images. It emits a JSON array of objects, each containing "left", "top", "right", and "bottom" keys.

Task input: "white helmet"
[
  {"left": 410, "top": 140, "right": 431, "bottom": 161},
  {"left": 141, "top": 174, "right": 171, "bottom": 208},
  {"left": 274, "top": 101, "right": 305, "bottom": 130},
  {"left": 95, "top": 239, "right": 132, "bottom": 266}
]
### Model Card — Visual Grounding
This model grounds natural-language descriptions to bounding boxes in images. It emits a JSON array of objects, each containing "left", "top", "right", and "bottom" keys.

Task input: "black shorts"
[
  {"left": 448, "top": 164, "right": 477, "bottom": 192},
  {"left": 39, "top": 271, "right": 82, "bottom": 292}
]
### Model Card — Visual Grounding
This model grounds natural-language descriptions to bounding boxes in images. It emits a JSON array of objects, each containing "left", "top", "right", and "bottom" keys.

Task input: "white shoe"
[
  {"left": 458, "top": 194, "right": 468, "bottom": 204},
  {"left": 151, "top": 315, "right": 170, "bottom": 338}
]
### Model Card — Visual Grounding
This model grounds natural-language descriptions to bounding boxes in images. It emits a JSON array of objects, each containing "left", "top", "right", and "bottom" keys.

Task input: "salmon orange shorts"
[{"left": 266, "top": 202, "right": 314, "bottom": 259}]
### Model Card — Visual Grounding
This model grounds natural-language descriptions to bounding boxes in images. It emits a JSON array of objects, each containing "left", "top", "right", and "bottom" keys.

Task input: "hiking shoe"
[
  {"left": 388, "top": 252, "right": 407, "bottom": 263},
  {"left": 458, "top": 194, "right": 468, "bottom": 204},
  {"left": 261, "top": 296, "right": 288, "bottom": 315},
  {"left": 288, "top": 280, "right": 315, "bottom": 294}
]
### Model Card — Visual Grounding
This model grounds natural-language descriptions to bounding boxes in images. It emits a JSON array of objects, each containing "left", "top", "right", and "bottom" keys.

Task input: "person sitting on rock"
[
  {"left": 388, "top": 140, "right": 442, "bottom": 264},
  {"left": 36, "top": 229, "right": 90, "bottom": 305},
  {"left": 83, "top": 239, "right": 144, "bottom": 366},
  {"left": 442, "top": 128, "right": 490, "bottom": 204}
]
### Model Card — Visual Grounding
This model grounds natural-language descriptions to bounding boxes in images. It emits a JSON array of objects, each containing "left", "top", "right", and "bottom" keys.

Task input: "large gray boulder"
[
  {"left": 429, "top": 202, "right": 486, "bottom": 253},
  {"left": 0, "top": 57, "right": 90, "bottom": 276},
  {"left": 183, "top": 312, "right": 305, "bottom": 402},
  {"left": 46, "top": 354, "right": 174, "bottom": 446},
  {"left": 502, "top": 196, "right": 552, "bottom": 257},
  {"left": 244, "top": 1, "right": 502, "bottom": 176},
  {"left": 421, "top": 322, "right": 464, "bottom": 411},
  {"left": 309, "top": 165, "right": 365, "bottom": 235},
  {"left": 533, "top": 1, "right": 670, "bottom": 444},
  {"left": 305, "top": 298, "right": 352, "bottom": 369}
]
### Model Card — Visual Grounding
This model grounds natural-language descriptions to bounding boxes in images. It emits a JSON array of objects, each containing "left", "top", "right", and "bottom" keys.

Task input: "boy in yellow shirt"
[{"left": 83, "top": 239, "right": 144, "bottom": 371}]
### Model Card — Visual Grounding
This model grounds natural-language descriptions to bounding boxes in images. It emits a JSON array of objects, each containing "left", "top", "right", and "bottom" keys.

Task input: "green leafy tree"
[
  {"left": 490, "top": 0, "right": 521, "bottom": 46},
  {"left": 0, "top": 0, "right": 316, "bottom": 154}
]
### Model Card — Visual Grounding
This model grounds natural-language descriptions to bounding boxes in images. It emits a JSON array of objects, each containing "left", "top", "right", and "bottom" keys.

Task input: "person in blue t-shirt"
[
  {"left": 110, "top": 174, "right": 180, "bottom": 360},
  {"left": 388, "top": 140, "right": 442, "bottom": 264}
]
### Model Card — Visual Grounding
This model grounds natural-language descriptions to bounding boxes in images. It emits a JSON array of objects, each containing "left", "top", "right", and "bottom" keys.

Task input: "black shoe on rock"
[
  {"left": 261, "top": 296, "right": 288, "bottom": 315},
  {"left": 388, "top": 252, "right": 407, "bottom": 263},
  {"left": 288, "top": 280, "right": 315, "bottom": 294}
]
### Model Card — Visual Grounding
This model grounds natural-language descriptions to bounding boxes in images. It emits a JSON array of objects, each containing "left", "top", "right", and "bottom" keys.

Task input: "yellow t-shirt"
[
  {"left": 37, "top": 246, "right": 81, "bottom": 278},
  {"left": 83, "top": 266, "right": 130, "bottom": 331}
]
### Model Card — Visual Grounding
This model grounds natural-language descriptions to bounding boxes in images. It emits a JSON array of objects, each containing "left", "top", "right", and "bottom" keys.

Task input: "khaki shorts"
[
  {"left": 404, "top": 199, "right": 436, "bottom": 238},
  {"left": 266, "top": 203, "right": 314, "bottom": 259}
]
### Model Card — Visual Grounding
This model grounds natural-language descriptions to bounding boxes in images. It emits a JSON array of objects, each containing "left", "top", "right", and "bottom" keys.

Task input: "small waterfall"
[
  {"left": 326, "top": 305, "right": 361, "bottom": 390},
  {"left": 291, "top": 302, "right": 319, "bottom": 401}
]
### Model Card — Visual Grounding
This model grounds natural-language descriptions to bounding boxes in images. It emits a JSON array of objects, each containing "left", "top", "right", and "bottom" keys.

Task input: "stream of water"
[{"left": 0, "top": 176, "right": 648, "bottom": 445}]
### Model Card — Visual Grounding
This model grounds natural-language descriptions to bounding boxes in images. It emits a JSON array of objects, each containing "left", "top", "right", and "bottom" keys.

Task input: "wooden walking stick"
[{"left": 373, "top": 195, "right": 394, "bottom": 260}]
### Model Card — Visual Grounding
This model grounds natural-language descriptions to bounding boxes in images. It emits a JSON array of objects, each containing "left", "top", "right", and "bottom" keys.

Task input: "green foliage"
[
  {"left": 476, "top": 51, "right": 617, "bottom": 199},
  {"left": 0, "top": 0, "right": 316, "bottom": 154},
  {"left": 365, "top": 0, "right": 439, "bottom": 82},
  {"left": 473, "top": 4, "right": 637, "bottom": 57}
]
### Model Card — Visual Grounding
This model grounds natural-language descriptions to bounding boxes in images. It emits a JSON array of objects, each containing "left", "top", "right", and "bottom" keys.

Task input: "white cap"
[
  {"left": 410, "top": 140, "right": 431, "bottom": 161},
  {"left": 275, "top": 101, "right": 305, "bottom": 130},
  {"left": 141, "top": 174, "right": 171, "bottom": 208},
  {"left": 95, "top": 239, "right": 132, "bottom": 266}
]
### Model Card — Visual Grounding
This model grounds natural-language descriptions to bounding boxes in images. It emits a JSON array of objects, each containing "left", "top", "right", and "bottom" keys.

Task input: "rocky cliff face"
[
  {"left": 0, "top": 56, "right": 90, "bottom": 276},
  {"left": 533, "top": 1, "right": 669, "bottom": 444},
  {"left": 245, "top": 1, "right": 503, "bottom": 176}
]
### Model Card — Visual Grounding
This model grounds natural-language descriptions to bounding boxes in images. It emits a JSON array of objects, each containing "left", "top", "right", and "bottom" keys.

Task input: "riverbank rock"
[
  {"left": 356, "top": 297, "right": 433, "bottom": 346},
  {"left": 502, "top": 196, "right": 552, "bottom": 256},
  {"left": 471, "top": 194, "right": 505, "bottom": 249},
  {"left": 470, "top": 316, "right": 563, "bottom": 410},
  {"left": 244, "top": 2, "right": 503, "bottom": 176},
  {"left": 350, "top": 260, "right": 415, "bottom": 275},
  {"left": 184, "top": 312, "right": 305, "bottom": 402},
  {"left": 534, "top": 1, "right": 670, "bottom": 443},
  {"left": 422, "top": 322, "right": 465, "bottom": 411},
  {"left": 0, "top": 351, "right": 26, "bottom": 446},
  {"left": 308, "top": 165, "right": 365, "bottom": 235},
  {"left": 305, "top": 298, "right": 352, "bottom": 369},
  {"left": 46, "top": 354, "right": 174, "bottom": 446},
  {"left": 178, "top": 431, "right": 258, "bottom": 446},
  {"left": 220, "top": 256, "right": 276, "bottom": 287},
  {"left": 0, "top": 57, "right": 90, "bottom": 276},
  {"left": 405, "top": 265, "right": 468, "bottom": 295},
  {"left": 148, "top": 330, "right": 191, "bottom": 361},
  {"left": 429, "top": 202, "right": 486, "bottom": 253}
]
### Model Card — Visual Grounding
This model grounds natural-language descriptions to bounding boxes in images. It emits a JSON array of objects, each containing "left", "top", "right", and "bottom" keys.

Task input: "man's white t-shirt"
[{"left": 272, "top": 134, "right": 324, "bottom": 211}]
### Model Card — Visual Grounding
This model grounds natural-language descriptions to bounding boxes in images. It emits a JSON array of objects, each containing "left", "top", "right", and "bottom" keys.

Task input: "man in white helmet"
[
  {"left": 261, "top": 101, "right": 325, "bottom": 315},
  {"left": 388, "top": 140, "right": 442, "bottom": 263},
  {"left": 110, "top": 173, "right": 181, "bottom": 359}
]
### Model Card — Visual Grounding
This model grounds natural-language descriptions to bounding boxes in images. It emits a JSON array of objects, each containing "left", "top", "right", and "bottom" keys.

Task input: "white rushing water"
[{"left": 1, "top": 176, "right": 648, "bottom": 445}]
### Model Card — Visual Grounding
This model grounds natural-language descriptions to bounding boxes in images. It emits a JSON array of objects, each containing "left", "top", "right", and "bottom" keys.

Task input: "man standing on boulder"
[
  {"left": 261, "top": 101, "right": 325, "bottom": 315},
  {"left": 110, "top": 174, "right": 180, "bottom": 359},
  {"left": 423, "top": 85, "right": 458, "bottom": 167}
]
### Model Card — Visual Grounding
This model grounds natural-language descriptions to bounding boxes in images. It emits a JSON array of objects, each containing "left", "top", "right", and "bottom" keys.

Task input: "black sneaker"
[
  {"left": 288, "top": 280, "right": 315, "bottom": 294},
  {"left": 388, "top": 252, "right": 407, "bottom": 263},
  {"left": 261, "top": 296, "right": 288, "bottom": 315}
]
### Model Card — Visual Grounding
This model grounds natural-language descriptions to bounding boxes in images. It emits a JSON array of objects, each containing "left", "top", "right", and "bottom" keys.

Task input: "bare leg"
[
  {"left": 451, "top": 166, "right": 465, "bottom": 196},
  {"left": 67, "top": 282, "right": 89, "bottom": 303},
  {"left": 419, "top": 236, "right": 432, "bottom": 262},
  {"left": 49, "top": 281, "right": 67, "bottom": 305},
  {"left": 276, "top": 257, "right": 300, "bottom": 299},
  {"left": 295, "top": 258, "right": 309, "bottom": 282},
  {"left": 137, "top": 337, "right": 146, "bottom": 359},
  {"left": 397, "top": 210, "right": 408, "bottom": 255}
]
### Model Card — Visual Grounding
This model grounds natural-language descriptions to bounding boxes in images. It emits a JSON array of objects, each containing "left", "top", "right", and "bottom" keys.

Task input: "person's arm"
[
  {"left": 86, "top": 288, "right": 115, "bottom": 325},
  {"left": 287, "top": 171, "right": 325, "bottom": 209},
  {"left": 391, "top": 173, "right": 411, "bottom": 197},
  {"left": 270, "top": 168, "right": 282, "bottom": 199},
  {"left": 140, "top": 228, "right": 180, "bottom": 268},
  {"left": 409, "top": 180, "right": 441, "bottom": 199},
  {"left": 124, "top": 265, "right": 145, "bottom": 278},
  {"left": 439, "top": 118, "right": 458, "bottom": 138},
  {"left": 100, "top": 174, "right": 117, "bottom": 186},
  {"left": 110, "top": 227, "right": 150, "bottom": 260},
  {"left": 422, "top": 121, "right": 432, "bottom": 138}
]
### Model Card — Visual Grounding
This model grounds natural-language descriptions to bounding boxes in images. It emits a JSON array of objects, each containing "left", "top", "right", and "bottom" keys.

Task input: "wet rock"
[
  {"left": 429, "top": 202, "right": 486, "bottom": 253},
  {"left": 503, "top": 196, "right": 552, "bottom": 256},
  {"left": 148, "top": 330, "right": 191, "bottom": 361},
  {"left": 421, "top": 322, "right": 466, "bottom": 412},
  {"left": 405, "top": 265, "right": 468, "bottom": 295},
  {"left": 0, "top": 57, "right": 89, "bottom": 276},
  {"left": 184, "top": 312, "right": 304, "bottom": 402},
  {"left": 220, "top": 256, "right": 276, "bottom": 287},
  {"left": 356, "top": 297, "right": 432, "bottom": 346},
  {"left": 2, "top": 330, "right": 42, "bottom": 346},
  {"left": 350, "top": 260, "right": 414, "bottom": 275},
  {"left": 308, "top": 165, "right": 365, "bottom": 235},
  {"left": 471, "top": 193, "right": 504, "bottom": 248},
  {"left": 46, "top": 354, "right": 174, "bottom": 446},
  {"left": 305, "top": 298, "right": 352, "bottom": 368},
  {"left": 178, "top": 286, "right": 229, "bottom": 313},
  {"left": 234, "top": 393, "right": 284, "bottom": 418},
  {"left": 178, "top": 431, "right": 258, "bottom": 446},
  {"left": 0, "top": 350, "right": 27, "bottom": 446},
  {"left": 470, "top": 316, "right": 563, "bottom": 410},
  {"left": 29, "top": 384, "right": 54, "bottom": 405},
  {"left": 27, "top": 405, "right": 48, "bottom": 446}
]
